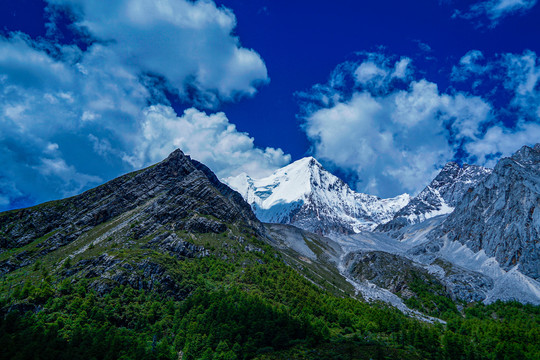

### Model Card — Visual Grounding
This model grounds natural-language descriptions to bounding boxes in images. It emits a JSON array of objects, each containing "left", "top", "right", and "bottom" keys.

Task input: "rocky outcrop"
[
  {"left": 430, "top": 144, "right": 540, "bottom": 280},
  {"left": 377, "top": 162, "right": 491, "bottom": 232},
  {"left": 63, "top": 254, "right": 190, "bottom": 300},
  {"left": 343, "top": 250, "right": 494, "bottom": 302},
  {"left": 145, "top": 232, "right": 209, "bottom": 258},
  {"left": 343, "top": 251, "right": 429, "bottom": 298}
]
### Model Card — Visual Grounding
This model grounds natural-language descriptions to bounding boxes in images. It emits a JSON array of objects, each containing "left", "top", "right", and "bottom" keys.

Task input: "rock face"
[
  {"left": 430, "top": 144, "right": 540, "bottom": 280},
  {"left": 377, "top": 162, "right": 492, "bottom": 232},
  {"left": 342, "top": 249, "right": 494, "bottom": 303},
  {"left": 0, "top": 149, "right": 260, "bottom": 274},
  {"left": 343, "top": 251, "right": 430, "bottom": 297},
  {"left": 225, "top": 157, "right": 410, "bottom": 234}
]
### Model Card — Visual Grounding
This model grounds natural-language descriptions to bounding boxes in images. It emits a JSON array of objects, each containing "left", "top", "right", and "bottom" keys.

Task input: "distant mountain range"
[
  {"left": 0, "top": 144, "right": 540, "bottom": 344},
  {"left": 226, "top": 145, "right": 540, "bottom": 305}
]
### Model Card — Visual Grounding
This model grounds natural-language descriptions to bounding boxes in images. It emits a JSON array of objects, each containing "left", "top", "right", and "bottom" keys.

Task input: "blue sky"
[{"left": 1, "top": 0, "right": 539, "bottom": 210}]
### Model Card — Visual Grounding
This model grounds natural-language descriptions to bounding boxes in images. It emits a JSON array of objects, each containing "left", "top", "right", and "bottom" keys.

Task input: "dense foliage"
[
  {"left": 403, "top": 272, "right": 461, "bottom": 319},
  {"left": 1, "top": 251, "right": 539, "bottom": 360}
]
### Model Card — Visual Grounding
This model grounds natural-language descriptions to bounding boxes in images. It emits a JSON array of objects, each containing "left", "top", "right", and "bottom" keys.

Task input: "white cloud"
[
  {"left": 0, "top": 179, "right": 22, "bottom": 207},
  {"left": 0, "top": 1, "right": 284, "bottom": 211},
  {"left": 451, "top": 50, "right": 488, "bottom": 81},
  {"left": 414, "top": 40, "right": 432, "bottom": 53},
  {"left": 303, "top": 71, "right": 492, "bottom": 196},
  {"left": 452, "top": 50, "right": 540, "bottom": 120},
  {"left": 454, "top": 0, "right": 537, "bottom": 27},
  {"left": 0, "top": 34, "right": 73, "bottom": 91},
  {"left": 46, "top": 0, "right": 269, "bottom": 107},
  {"left": 33, "top": 157, "right": 103, "bottom": 196},
  {"left": 451, "top": 50, "right": 540, "bottom": 164},
  {"left": 301, "top": 52, "right": 540, "bottom": 197},
  {"left": 354, "top": 62, "right": 388, "bottom": 85},
  {"left": 502, "top": 50, "right": 540, "bottom": 116},
  {"left": 392, "top": 58, "right": 412, "bottom": 79},
  {"left": 465, "top": 121, "right": 540, "bottom": 166},
  {"left": 132, "top": 105, "right": 290, "bottom": 179},
  {"left": 302, "top": 51, "right": 540, "bottom": 197},
  {"left": 350, "top": 53, "right": 412, "bottom": 93}
]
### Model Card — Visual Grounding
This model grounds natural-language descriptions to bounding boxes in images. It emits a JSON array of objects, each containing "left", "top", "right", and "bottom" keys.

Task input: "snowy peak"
[
  {"left": 225, "top": 157, "right": 410, "bottom": 234},
  {"left": 377, "top": 161, "right": 492, "bottom": 232},
  {"left": 227, "top": 157, "right": 336, "bottom": 206}
]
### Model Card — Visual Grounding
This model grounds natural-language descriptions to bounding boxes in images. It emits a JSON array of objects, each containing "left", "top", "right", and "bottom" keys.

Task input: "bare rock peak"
[{"left": 511, "top": 143, "right": 540, "bottom": 165}]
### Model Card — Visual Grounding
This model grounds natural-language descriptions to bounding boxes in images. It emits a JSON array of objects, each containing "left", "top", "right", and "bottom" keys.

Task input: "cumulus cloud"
[
  {"left": 352, "top": 53, "right": 413, "bottom": 92},
  {"left": 502, "top": 50, "right": 540, "bottom": 117},
  {"left": 0, "top": 34, "right": 105, "bottom": 206},
  {"left": 450, "top": 49, "right": 540, "bottom": 164},
  {"left": 0, "top": 0, "right": 286, "bottom": 211},
  {"left": 300, "top": 52, "right": 539, "bottom": 197},
  {"left": 465, "top": 121, "right": 540, "bottom": 166},
  {"left": 130, "top": 105, "right": 290, "bottom": 178},
  {"left": 46, "top": 0, "right": 268, "bottom": 107},
  {"left": 453, "top": 0, "right": 537, "bottom": 27},
  {"left": 303, "top": 80, "right": 490, "bottom": 196}
]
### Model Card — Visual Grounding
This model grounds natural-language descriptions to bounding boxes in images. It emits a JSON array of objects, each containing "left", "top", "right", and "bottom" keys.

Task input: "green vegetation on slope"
[
  {"left": 1, "top": 244, "right": 539, "bottom": 360},
  {"left": 403, "top": 272, "right": 461, "bottom": 319}
]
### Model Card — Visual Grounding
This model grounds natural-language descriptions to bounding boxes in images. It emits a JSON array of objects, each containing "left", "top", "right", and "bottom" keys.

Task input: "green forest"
[{"left": 1, "top": 248, "right": 539, "bottom": 360}]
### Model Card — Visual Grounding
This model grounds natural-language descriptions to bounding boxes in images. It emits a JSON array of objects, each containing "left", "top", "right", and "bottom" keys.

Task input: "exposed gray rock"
[
  {"left": 181, "top": 216, "right": 227, "bottom": 234},
  {"left": 444, "top": 270, "right": 493, "bottom": 303},
  {"left": 343, "top": 251, "right": 429, "bottom": 296},
  {"left": 64, "top": 252, "right": 191, "bottom": 300},
  {"left": 343, "top": 250, "right": 494, "bottom": 302},
  {"left": 430, "top": 144, "right": 540, "bottom": 280},
  {"left": 378, "top": 162, "right": 491, "bottom": 233},
  {"left": 146, "top": 232, "right": 209, "bottom": 258}
]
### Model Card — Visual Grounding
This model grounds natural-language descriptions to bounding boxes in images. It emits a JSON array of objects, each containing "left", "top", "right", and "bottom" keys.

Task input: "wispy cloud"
[{"left": 452, "top": 0, "right": 537, "bottom": 27}]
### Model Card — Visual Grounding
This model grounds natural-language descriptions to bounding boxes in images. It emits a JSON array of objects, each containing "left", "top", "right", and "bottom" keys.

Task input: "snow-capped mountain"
[
  {"left": 226, "top": 148, "right": 540, "bottom": 306},
  {"left": 225, "top": 157, "right": 410, "bottom": 234},
  {"left": 377, "top": 162, "right": 492, "bottom": 232}
]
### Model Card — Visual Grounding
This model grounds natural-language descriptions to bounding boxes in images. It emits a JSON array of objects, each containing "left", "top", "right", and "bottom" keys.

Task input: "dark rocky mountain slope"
[{"left": 0, "top": 149, "right": 261, "bottom": 281}]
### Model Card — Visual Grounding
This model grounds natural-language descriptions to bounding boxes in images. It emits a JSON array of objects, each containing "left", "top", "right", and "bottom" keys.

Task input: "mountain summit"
[
  {"left": 225, "top": 157, "right": 410, "bottom": 234},
  {"left": 377, "top": 161, "right": 492, "bottom": 232},
  {"left": 0, "top": 149, "right": 260, "bottom": 276}
]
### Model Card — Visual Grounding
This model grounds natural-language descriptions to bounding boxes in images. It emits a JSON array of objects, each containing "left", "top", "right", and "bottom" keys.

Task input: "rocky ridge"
[
  {"left": 0, "top": 149, "right": 261, "bottom": 278},
  {"left": 427, "top": 144, "right": 540, "bottom": 280},
  {"left": 377, "top": 162, "right": 492, "bottom": 233}
]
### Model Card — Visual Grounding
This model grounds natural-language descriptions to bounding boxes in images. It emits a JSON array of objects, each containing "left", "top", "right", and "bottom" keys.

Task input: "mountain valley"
[
  {"left": 228, "top": 145, "right": 540, "bottom": 307},
  {"left": 1, "top": 146, "right": 539, "bottom": 359}
]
